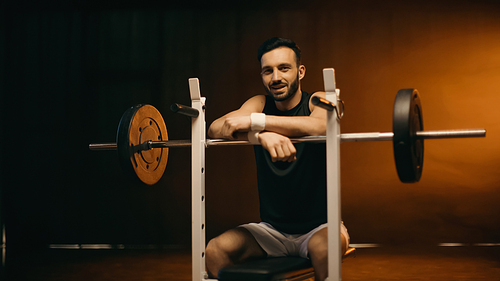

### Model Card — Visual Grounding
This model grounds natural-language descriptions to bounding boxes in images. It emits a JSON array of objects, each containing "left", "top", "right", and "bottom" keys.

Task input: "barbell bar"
[
  {"left": 89, "top": 89, "right": 486, "bottom": 185},
  {"left": 89, "top": 129, "right": 485, "bottom": 150}
]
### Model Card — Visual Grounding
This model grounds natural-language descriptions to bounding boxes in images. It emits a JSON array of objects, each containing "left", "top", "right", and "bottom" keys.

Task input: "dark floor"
[{"left": 3, "top": 245, "right": 500, "bottom": 280}]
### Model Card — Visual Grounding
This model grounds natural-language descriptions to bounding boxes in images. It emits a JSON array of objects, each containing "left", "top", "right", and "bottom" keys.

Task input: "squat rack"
[{"left": 188, "top": 68, "right": 344, "bottom": 281}]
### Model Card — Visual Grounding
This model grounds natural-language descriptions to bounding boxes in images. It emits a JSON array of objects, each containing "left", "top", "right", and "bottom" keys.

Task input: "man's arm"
[
  {"left": 208, "top": 92, "right": 328, "bottom": 162},
  {"left": 207, "top": 95, "right": 266, "bottom": 139},
  {"left": 264, "top": 92, "right": 327, "bottom": 137},
  {"left": 208, "top": 92, "right": 327, "bottom": 139}
]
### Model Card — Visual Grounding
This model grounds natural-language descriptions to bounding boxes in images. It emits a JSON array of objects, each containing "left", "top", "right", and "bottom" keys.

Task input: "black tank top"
[{"left": 254, "top": 91, "right": 327, "bottom": 234}]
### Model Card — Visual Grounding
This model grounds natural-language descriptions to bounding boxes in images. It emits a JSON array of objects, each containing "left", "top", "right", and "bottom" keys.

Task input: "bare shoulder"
[{"left": 309, "top": 91, "right": 326, "bottom": 112}]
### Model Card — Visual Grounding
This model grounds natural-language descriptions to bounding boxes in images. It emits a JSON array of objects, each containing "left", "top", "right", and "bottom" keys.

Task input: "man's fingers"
[
  {"left": 221, "top": 116, "right": 252, "bottom": 139},
  {"left": 259, "top": 132, "right": 297, "bottom": 162},
  {"left": 270, "top": 143, "right": 297, "bottom": 162},
  {"left": 287, "top": 142, "right": 297, "bottom": 162},
  {"left": 281, "top": 144, "right": 294, "bottom": 162},
  {"left": 268, "top": 148, "right": 278, "bottom": 162}
]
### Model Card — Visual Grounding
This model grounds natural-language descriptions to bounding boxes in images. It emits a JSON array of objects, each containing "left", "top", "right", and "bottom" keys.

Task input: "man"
[{"left": 205, "top": 37, "right": 349, "bottom": 281}]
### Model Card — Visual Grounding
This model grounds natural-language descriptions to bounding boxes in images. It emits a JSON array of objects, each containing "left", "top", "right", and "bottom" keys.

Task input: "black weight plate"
[
  {"left": 393, "top": 89, "right": 424, "bottom": 183},
  {"left": 116, "top": 104, "right": 169, "bottom": 185}
]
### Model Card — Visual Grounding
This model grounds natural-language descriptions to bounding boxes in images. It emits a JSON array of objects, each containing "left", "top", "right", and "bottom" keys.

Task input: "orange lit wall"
[{"left": 202, "top": 1, "right": 500, "bottom": 245}]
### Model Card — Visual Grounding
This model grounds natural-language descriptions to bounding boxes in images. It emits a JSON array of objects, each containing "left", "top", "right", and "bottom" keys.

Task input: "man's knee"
[
  {"left": 206, "top": 228, "right": 263, "bottom": 263},
  {"left": 307, "top": 228, "right": 348, "bottom": 259},
  {"left": 206, "top": 229, "right": 245, "bottom": 278},
  {"left": 205, "top": 237, "right": 223, "bottom": 259},
  {"left": 308, "top": 228, "right": 328, "bottom": 259},
  {"left": 207, "top": 229, "right": 243, "bottom": 257}
]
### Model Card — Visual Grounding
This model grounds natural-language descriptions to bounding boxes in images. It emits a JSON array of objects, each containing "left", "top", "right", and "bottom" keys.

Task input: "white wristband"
[
  {"left": 247, "top": 131, "right": 260, "bottom": 144},
  {"left": 250, "top": 113, "right": 266, "bottom": 132}
]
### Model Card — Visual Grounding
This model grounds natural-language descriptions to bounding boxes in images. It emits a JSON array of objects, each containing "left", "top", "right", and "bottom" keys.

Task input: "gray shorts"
[{"left": 239, "top": 222, "right": 349, "bottom": 259}]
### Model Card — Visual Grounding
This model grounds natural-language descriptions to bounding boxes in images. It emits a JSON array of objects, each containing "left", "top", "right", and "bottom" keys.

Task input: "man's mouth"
[{"left": 270, "top": 83, "right": 287, "bottom": 92}]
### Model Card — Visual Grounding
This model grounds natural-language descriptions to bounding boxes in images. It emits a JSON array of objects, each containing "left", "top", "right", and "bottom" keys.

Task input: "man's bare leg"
[
  {"left": 205, "top": 227, "right": 266, "bottom": 278},
  {"left": 307, "top": 227, "right": 347, "bottom": 281}
]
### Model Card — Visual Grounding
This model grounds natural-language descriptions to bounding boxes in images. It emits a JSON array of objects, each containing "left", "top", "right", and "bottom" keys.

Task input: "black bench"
[
  {"left": 218, "top": 247, "right": 356, "bottom": 281},
  {"left": 218, "top": 256, "right": 314, "bottom": 281}
]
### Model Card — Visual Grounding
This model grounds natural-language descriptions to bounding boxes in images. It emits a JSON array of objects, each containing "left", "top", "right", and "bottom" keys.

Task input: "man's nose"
[{"left": 271, "top": 69, "right": 281, "bottom": 81}]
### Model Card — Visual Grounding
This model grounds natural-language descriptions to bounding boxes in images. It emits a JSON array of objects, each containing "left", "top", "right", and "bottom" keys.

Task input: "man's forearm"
[
  {"left": 264, "top": 115, "right": 326, "bottom": 137},
  {"left": 209, "top": 115, "right": 325, "bottom": 139}
]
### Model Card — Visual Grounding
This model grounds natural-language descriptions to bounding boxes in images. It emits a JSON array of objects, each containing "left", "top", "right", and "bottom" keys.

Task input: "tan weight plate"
[{"left": 116, "top": 104, "right": 168, "bottom": 185}]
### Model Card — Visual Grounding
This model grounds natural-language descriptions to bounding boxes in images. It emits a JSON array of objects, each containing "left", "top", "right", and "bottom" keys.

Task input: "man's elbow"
[
  {"left": 207, "top": 126, "right": 216, "bottom": 138},
  {"left": 311, "top": 128, "right": 326, "bottom": 136},
  {"left": 295, "top": 126, "right": 325, "bottom": 137},
  {"left": 309, "top": 119, "right": 326, "bottom": 136}
]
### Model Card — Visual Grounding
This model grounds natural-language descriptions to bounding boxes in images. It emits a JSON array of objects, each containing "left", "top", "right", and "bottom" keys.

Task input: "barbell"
[{"left": 89, "top": 88, "right": 486, "bottom": 185}]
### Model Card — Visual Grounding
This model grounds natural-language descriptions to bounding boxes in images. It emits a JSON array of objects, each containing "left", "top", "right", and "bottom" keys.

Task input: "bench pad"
[{"left": 218, "top": 257, "right": 313, "bottom": 281}]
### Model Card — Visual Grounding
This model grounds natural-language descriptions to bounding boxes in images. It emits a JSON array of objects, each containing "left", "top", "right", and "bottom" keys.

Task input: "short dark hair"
[{"left": 257, "top": 37, "right": 301, "bottom": 66}]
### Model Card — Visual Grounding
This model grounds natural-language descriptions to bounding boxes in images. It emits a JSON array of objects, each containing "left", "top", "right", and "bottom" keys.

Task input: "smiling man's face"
[{"left": 260, "top": 47, "right": 305, "bottom": 102}]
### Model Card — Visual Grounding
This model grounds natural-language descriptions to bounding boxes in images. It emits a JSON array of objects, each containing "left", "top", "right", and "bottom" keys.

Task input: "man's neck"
[{"left": 274, "top": 88, "right": 302, "bottom": 112}]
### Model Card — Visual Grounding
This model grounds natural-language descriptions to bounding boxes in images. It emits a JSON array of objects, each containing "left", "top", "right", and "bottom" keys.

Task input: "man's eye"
[
  {"left": 262, "top": 69, "right": 272, "bottom": 75},
  {"left": 280, "top": 67, "right": 290, "bottom": 72}
]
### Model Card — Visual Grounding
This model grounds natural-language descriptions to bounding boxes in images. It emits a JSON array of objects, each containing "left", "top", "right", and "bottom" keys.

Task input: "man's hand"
[
  {"left": 219, "top": 116, "right": 252, "bottom": 139},
  {"left": 258, "top": 132, "right": 297, "bottom": 162}
]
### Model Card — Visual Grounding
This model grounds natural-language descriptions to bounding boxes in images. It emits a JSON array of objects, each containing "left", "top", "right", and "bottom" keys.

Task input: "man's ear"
[{"left": 298, "top": 65, "right": 306, "bottom": 80}]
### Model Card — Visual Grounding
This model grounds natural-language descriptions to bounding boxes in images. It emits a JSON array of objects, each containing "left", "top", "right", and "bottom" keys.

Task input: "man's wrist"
[
  {"left": 247, "top": 131, "right": 260, "bottom": 144},
  {"left": 250, "top": 113, "right": 266, "bottom": 131}
]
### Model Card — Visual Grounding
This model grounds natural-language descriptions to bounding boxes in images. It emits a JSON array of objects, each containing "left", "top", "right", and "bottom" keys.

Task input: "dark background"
[{"left": 1, "top": 0, "right": 499, "bottom": 255}]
